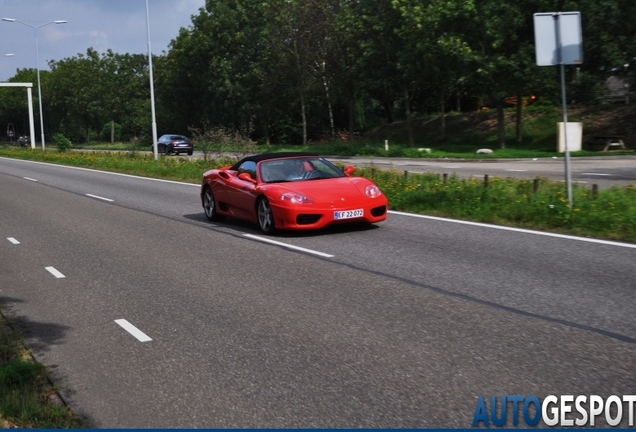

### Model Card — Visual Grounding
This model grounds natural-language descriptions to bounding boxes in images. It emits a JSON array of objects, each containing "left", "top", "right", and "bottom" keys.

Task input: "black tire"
[
  {"left": 187, "top": 150, "right": 193, "bottom": 156},
  {"left": 203, "top": 187, "right": 225, "bottom": 222},
  {"left": 257, "top": 197, "right": 276, "bottom": 234},
  {"left": 165, "top": 146, "right": 172, "bottom": 155}
]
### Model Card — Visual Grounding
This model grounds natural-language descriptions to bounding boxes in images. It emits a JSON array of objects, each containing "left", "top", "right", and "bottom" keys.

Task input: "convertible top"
[{"left": 231, "top": 152, "right": 319, "bottom": 170}]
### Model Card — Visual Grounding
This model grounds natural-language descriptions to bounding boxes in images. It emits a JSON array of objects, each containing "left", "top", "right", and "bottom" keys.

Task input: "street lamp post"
[
  {"left": 145, "top": 0, "right": 159, "bottom": 160},
  {"left": 2, "top": 18, "right": 67, "bottom": 151}
]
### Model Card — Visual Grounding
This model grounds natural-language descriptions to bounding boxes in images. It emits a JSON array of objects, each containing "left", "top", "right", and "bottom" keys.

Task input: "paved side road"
[
  {"left": 82, "top": 149, "right": 636, "bottom": 189},
  {"left": 326, "top": 154, "right": 636, "bottom": 189}
]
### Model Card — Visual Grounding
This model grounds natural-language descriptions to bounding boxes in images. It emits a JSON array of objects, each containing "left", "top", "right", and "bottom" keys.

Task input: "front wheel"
[
  {"left": 203, "top": 187, "right": 225, "bottom": 222},
  {"left": 257, "top": 197, "right": 276, "bottom": 234}
]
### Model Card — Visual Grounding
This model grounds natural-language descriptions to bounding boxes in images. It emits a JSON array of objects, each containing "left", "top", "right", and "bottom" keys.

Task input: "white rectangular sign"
[
  {"left": 557, "top": 122, "right": 582, "bottom": 153},
  {"left": 534, "top": 12, "right": 583, "bottom": 66}
]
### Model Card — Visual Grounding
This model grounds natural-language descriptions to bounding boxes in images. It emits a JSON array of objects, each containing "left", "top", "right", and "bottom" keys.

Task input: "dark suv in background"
[{"left": 153, "top": 134, "right": 194, "bottom": 155}]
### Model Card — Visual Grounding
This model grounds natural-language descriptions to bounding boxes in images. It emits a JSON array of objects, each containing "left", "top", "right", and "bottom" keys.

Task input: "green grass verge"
[
  {"left": 0, "top": 307, "right": 84, "bottom": 428},
  {"left": 362, "top": 167, "right": 636, "bottom": 242}
]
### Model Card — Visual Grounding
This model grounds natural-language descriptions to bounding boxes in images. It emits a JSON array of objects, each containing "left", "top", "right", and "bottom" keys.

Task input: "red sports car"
[{"left": 200, "top": 152, "right": 388, "bottom": 233}]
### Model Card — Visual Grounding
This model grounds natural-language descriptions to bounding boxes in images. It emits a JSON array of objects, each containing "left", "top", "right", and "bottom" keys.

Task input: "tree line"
[{"left": 0, "top": 0, "right": 634, "bottom": 148}]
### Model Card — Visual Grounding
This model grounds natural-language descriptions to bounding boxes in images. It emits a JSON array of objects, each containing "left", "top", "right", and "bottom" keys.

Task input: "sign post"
[
  {"left": 7, "top": 123, "right": 15, "bottom": 145},
  {"left": 534, "top": 11, "right": 583, "bottom": 207}
]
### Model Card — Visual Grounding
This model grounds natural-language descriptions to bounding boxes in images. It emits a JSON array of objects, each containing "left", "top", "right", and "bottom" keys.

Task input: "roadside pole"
[{"left": 534, "top": 11, "right": 583, "bottom": 207}]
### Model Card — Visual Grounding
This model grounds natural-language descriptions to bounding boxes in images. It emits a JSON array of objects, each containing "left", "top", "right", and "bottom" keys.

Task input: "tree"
[
  {"left": 49, "top": 49, "right": 104, "bottom": 142},
  {"left": 393, "top": 0, "right": 477, "bottom": 142}
]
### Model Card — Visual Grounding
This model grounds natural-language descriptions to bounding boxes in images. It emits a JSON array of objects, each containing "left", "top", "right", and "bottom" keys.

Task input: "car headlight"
[
  {"left": 280, "top": 192, "right": 313, "bottom": 204},
  {"left": 365, "top": 184, "right": 383, "bottom": 198}
]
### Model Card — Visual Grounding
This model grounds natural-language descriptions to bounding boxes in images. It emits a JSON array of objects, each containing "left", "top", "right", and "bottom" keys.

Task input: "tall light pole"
[
  {"left": 2, "top": 18, "right": 67, "bottom": 151},
  {"left": 145, "top": 0, "right": 159, "bottom": 160}
]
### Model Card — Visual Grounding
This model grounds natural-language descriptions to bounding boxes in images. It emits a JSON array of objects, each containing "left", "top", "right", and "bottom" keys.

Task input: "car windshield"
[
  {"left": 259, "top": 157, "right": 346, "bottom": 183},
  {"left": 171, "top": 135, "right": 188, "bottom": 141}
]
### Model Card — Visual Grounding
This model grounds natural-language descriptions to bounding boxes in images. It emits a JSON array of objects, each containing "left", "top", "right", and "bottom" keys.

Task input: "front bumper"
[{"left": 270, "top": 200, "right": 388, "bottom": 230}]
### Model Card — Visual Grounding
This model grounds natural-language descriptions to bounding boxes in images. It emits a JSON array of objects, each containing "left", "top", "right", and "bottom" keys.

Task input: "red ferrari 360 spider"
[{"left": 200, "top": 152, "right": 388, "bottom": 233}]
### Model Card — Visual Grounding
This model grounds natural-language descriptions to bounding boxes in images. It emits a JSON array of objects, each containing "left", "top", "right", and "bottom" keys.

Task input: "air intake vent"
[
  {"left": 296, "top": 214, "right": 322, "bottom": 225},
  {"left": 371, "top": 206, "right": 386, "bottom": 217}
]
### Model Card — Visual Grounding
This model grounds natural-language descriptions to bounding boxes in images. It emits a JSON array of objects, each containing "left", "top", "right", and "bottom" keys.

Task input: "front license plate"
[{"left": 334, "top": 209, "right": 364, "bottom": 220}]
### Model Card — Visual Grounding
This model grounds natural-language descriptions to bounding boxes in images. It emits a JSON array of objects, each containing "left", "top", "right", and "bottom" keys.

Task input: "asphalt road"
[{"left": 1, "top": 156, "right": 635, "bottom": 428}]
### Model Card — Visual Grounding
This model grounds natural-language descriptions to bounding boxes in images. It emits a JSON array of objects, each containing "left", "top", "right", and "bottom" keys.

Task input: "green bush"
[
  {"left": 52, "top": 134, "right": 72, "bottom": 153},
  {"left": 101, "top": 122, "right": 122, "bottom": 142}
]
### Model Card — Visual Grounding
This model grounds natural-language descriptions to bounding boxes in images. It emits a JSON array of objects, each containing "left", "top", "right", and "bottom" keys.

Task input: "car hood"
[{"left": 269, "top": 177, "right": 376, "bottom": 205}]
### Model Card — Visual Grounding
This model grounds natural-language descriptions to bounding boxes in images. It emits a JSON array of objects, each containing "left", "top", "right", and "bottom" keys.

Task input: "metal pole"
[
  {"left": 34, "top": 28, "right": 46, "bottom": 151},
  {"left": 554, "top": 12, "right": 573, "bottom": 207},
  {"left": 27, "top": 87, "right": 36, "bottom": 149},
  {"left": 559, "top": 64, "right": 573, "bottom": 207},
  {"left": 145, "top": 0, "right": 159, "bottom": 161}
]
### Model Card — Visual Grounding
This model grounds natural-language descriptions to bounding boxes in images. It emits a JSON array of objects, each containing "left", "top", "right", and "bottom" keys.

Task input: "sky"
[{"left": 0, "top": 0, "right": 206, "bottom": 81}]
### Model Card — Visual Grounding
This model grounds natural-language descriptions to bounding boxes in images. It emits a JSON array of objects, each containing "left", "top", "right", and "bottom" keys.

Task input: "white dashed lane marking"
[
  {"left": 86, "top": 194, "right": 114, "bottom": 202},
  {"left": 582, "top": 173, "right": 611, "bottom": 176},
  {"left": 115, "top": 319, "right": 152, "bottom": 342},
  {"left": 23, "top": 177, "right": 38, "bottom": 182},
  {"left": 244, "top": 234, "right": 335, "bottom": 258},
  {"left": 7, "top": 237, "right": 20, "bottom": 244},
  {"left": 45, "top": 267, "right": 66, "bottom": 278}
]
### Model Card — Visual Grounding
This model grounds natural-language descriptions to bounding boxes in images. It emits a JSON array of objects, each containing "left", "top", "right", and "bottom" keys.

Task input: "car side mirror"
[
  {"left": 344, "top": 165, "right": 355, "bottom": 176},
  {"left": 238, "top": 172, "right": 257, "bottom": 184}
]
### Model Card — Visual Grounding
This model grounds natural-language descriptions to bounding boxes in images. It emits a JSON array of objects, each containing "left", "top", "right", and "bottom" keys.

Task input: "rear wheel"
[
  {"left": 203, "top": 187, "right": 225, "bottom": 221},
  {"left": 257, "top": 197, "right": 276, "bottom": 234}
]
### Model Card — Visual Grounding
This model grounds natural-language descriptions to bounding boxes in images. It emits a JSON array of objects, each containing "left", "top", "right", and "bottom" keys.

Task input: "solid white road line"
[
  {"left": 388, "top": 210, "right": 636, "bottom": 249},
  {"left": 115, "top": 319, "right": 152, "bottom": 342},
  {"left": 45, "top": 266, "right": 66, "bottom": 278},
  {"left": 7, "top": 237, "right": 20, "bottom": 244},
  {"left": 86, "top": 193, "right": 114, "bottom": 202},
  {"left": 505, "top": 169, "right": 528, "bottom": 172},
  {"left": 244, "top": 234, "right": 335, "bottom": 258},
  {"left": 582, "top": 173, "right": 611, "bottom": 176},
  {"left": 23, "top": 177, "right": 38, "bottom": 182}
]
